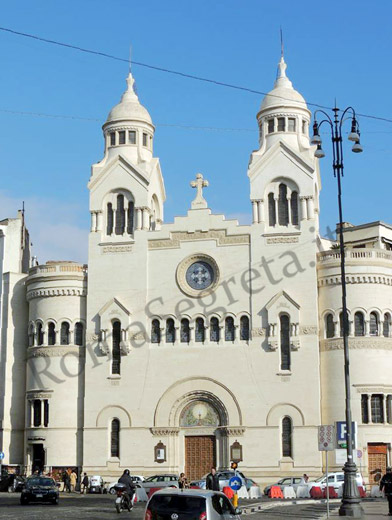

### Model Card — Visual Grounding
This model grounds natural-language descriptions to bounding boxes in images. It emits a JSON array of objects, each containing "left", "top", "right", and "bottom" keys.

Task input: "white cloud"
[{"left": 0, "top": 191, "right": 89, "bottom": 265}]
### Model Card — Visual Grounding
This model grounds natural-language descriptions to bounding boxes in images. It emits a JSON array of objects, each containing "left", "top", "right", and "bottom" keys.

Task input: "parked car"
[
  {"left": 20, "top": 476, "right": 60, "bottom": 505},
  {"left": 263, "top": 476, "right": 306, "bottom": 496},
  {"left": 190, "top": 470, "right": 246, "bottom": 491},
  {"left": 144, "top": 488, "right": 242, "bottom": 520},
  {"left": 106, "top": 475, "right": 145, "bottom": 494},
  {"left": 89, "top": 475, "right": 105, "bottom": 494},
  {"left": 308, "top": 472, "right": 364, "bottom": 492},
  {"left": 141, "top": 474, "right": 179, "bottom": 494}
]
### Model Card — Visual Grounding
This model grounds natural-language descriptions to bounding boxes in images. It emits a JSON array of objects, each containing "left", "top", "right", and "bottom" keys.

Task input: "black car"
[{"left": 20, "top": 476, "right": 60, "bottom": 505}]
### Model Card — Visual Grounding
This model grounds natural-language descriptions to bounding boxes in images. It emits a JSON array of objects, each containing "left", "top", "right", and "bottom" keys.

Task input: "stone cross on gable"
[{"left": 190, "top": 173, "right": 209, "bottom": 209}]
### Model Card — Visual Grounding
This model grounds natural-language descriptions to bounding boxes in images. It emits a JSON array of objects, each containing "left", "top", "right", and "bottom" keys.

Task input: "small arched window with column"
[
  {"left": 48, "top": 322, "right": 56, "bottom": 345},
  {"left": 60, "top": 322, "right": 70, "bottom": 345},
  {"left": 240, "top": 316, "right": 250, "bottom": 341},
  {"left": 268, "top": 193, "right": 276, "bottom": 227},
  {"left": 282, "top": 416, "right": 293, "bottom": 457},
  {"left": 106, "top": 203, "right": 114, "bottom": 235},
  {"left": 112, "top": 320, "right": 121, "bottom": 375},
  {"left": 225, "top": 317, "right": 235, "bottom": 341},
  {"left": 291, "top": 191, "right": 299, "bottom": 225},
  {"left": 36, "top": 322, "right": 44, "bottom": 346},
  {"left": 74, "top": 322, "right": 84, "bottom": 346},
  {"left": 278, "top": 184, "right": 289, "bottom": 226},
  {"left": 280, "top": 314, "right": 291, "bottom": 371},
  {"left": 111, "top": 418, "right": 120, "bottom": 458},
  {"left": 370, "top": 312, "right": 379, "bottom": 336},
  {"left": 384, "top": 313, "right": 391, "bottom": 337},
  {"left": 105, "top": 191, "right": 135, "bottom": 237},
  {"left": 325, "top": 313, "right": 334, "bottom": 339},
  {"left": 267, "top": 182, "right": 300, "bottom": 227},
  {"left": 115, "top": 194, "right": 125, "bottom": 235}
]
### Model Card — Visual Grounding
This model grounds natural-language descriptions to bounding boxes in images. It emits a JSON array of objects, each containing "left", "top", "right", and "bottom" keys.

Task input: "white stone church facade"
[{"left": 1, "top": 57, "right": 392, "bottom": 486}]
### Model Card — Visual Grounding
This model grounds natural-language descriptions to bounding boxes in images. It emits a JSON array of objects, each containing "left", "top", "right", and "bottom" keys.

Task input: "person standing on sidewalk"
[
  {"left": 206, "top": 467, "right": 220, "bottom": 491},
  {"left": 81, "top": 472, "right": 89, "bottom": 494},
  {"left": 380, "top": 466, "right": 392, "bottom": 516}
]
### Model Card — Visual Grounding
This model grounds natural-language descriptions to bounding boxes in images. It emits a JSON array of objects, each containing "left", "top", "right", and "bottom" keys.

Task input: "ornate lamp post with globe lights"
[{"left": 311, "top": 106, "right": 363, "bottom": 517}]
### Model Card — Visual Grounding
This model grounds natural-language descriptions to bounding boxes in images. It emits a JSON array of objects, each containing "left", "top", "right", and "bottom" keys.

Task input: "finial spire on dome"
[{"left": 280, "top": 26, "right": 284, "bottom": 58}]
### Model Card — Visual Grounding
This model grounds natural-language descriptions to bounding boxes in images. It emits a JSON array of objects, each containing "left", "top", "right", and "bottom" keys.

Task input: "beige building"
[{"left": 0, "top": 57, "right": 391, "bottom": 486}]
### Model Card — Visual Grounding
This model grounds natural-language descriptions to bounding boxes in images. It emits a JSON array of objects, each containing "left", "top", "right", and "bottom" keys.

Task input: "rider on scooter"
[{"left": 118, "top": 469, "right": 136, "bottom": 510}]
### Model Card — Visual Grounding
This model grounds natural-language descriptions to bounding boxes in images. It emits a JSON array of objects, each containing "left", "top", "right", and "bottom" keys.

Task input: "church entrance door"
[
  {"left": 185, "top": 435, "right": 216, "bottom": 481},
  {"left": 32, "top": 444, "right": 45, "bottom": 473}
]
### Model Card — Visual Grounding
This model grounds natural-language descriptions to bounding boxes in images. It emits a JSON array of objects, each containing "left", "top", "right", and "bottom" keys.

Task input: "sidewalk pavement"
[{"left": 326, "top": 498, "right": 390, "bottom": 519}]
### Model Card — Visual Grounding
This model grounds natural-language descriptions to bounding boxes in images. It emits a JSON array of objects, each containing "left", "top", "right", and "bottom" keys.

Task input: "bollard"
[{"left": 232, "top": 493, "right": 238, "bottom": 507}]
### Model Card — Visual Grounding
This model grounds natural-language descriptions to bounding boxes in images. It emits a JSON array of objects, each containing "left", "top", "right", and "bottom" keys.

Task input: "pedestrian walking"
[
  {"left": 380, "top": 466, "right": 392, "bottom": 516},
  {"left": 303, "top": 474, "right": 309, "bottom": 483},
  {"left": 179, "top": 473, "right": 189, "bottom": 489},
  {"left": 81, "top": 472, "right": 89, "bottom": 494},
  {"left": 206, "top": 467, "right": 220, "bottom": 491},
  {"left": 70, "top": 469, "right": 77, "bottom": 492}
]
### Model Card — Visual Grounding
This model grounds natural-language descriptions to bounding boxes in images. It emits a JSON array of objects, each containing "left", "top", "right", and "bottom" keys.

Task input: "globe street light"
[{"left": 311, "top": 106, "right": 363, "bottom": 517}]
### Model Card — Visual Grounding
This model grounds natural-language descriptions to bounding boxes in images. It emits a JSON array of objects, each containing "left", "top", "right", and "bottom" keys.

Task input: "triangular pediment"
[
  {"left": 89, "top": 154, "right": 150, "bottom": 192},
  {"left": 98, "top": 297, "right": 131, "bottom": 317},
  {"left": 248, "top": 141, "right": 314, "bottom": 182},
  {"left": 266, "top": 290, "right": 300, "bottom": 311}
]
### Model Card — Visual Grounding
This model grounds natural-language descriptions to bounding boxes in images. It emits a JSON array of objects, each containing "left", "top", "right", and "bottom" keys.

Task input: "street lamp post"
[{"left": 311, "top": 106, "right": 363, "bottom": 517}]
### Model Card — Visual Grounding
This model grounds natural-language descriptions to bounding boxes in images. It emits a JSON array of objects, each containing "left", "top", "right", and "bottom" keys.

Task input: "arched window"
[
  {"left": 151, "top": 319, "right": 161, "bottom": 344},
  {"left": 115, "top": 194, "right": 125, "bottom": 235},
  {"left": 268, "top": 193, "right": 276, "bottom": 227},
  {"left": 354, "top": 312, "right": 365, "bottom": 336},
  {"left": 28, "top": 324, "right": 34, "bottom": 347},
  {"left": 225, "top": 317, "right": 235, "bottom": 341},
  {"left": 195, "top": 318, "right": 205, "bottom": 343},
  {"left": 369, "top": 312, "right": 379, "bottom": 336},
  {"left": 60, "top": 322, "right": 70, "bottom": 345},
  {"left": 107, "top": 202, "right": 114, "bottom": 235},
  {"left": 210, "top": 317, "right": 220, "bottom": 342},
  {"left": 166, "top": 318, "right": 175, "bottom": 344},
  {"left": 75, "top": 322, "right": 84, "bottom": 346},
  {"left": 291, "top": 191, "right": 299, "bottom": 225},
  {"left": 280, "top": 315, "right": 291, "bottom": 370},
  {"left": 127, "top": 201, "right": 134, "bottom": 235},
  {"left": 33, "top": 400, "right": 42, "bottom": 427},
  {"left": 180, "top": 319, "right": 190, "bottom": 343},
  {"left": 339, "top": 312, "right": 344, "bottom": 337},
  {"left": 37, "top": 322, "right": 43, "bottom": 346},
  {"left": 111, "top": 418, "right": 120, "bottom": 458},
  {"left": 325, "top": 314, "right": 334, "bottom": 339},
  {"left": 112, "top": 321, "right": 121, "bottom": 375},
  {"left": 278, "top": 184, "right": 289, "bottom": 226},
  {"left": 384, "top": 313, "right": 391, "bottom": 338},
  {"left": 48, "top": 322, "right": 56, "bottom": 345},
  {"left": 240, "top": 316, "right": 250, "bottom": 341},
  {"left": 282, "top": 416, "right": 293, "bottom": 457}
]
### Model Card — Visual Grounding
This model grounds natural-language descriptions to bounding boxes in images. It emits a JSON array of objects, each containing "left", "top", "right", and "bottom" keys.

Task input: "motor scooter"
[{"left": 114, "top": 483, "right": 136, "bottom": 513}]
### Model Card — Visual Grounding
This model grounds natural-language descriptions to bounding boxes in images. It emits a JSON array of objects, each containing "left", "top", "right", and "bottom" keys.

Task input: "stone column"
[
  {"left": 287, "top": 197, "right": 292, "bottom": 224},
  {"left": 306, "top": 197, "right": 314, "bottom": 219},
  {"left": 135, "top": 208, "right": 142, "bottom": 230},
  {"left": 300, "top": 197, "right": 307, "bottom": 220},
  {"left": 383, "top": 395, "right": 387, "bottom": 424},
  {"left": 142, "top": 208, "right": 150, "bottom": 230},
  {"left": 365, "top": 320, "right": 370, "bottom": 337},
  {"left": 257, "top": 200, "right": 264, "bottom": 223},
  {"left": 274, "top": 198, "right": 278, "bottom": 224},
  {"left": 90, "top": 212, "right": 97, "bottom": 232},
  {"left": 252, "top": 201, "right": 258, "bottom": 223},
  {"left": 96, "top": 211, "right": 103, "bottom": 232},
  {"left": 367, "top": 394, "right": 372, "bottom": 424},
  {"left": 69, "top": 329, "right": 74, "bottom": 345}
]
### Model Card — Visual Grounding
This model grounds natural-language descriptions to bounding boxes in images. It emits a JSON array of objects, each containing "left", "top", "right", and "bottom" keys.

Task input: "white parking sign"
[{"left": 318, "top": 425, "right": 335, "bottom": 451}]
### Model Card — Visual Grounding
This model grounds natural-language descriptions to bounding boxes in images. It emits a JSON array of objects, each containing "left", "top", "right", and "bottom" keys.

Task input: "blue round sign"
[
  {"left": 0, "top": 452, "right": 4, "bottom": 460},
  {"left": 229, "top": 476, "right": 242, "bottom": 491}
]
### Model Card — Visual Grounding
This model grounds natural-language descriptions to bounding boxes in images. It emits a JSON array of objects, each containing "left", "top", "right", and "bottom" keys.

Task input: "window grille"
[
  {"left": 60, "top": 322, "right": 70, "bottom": 345},
  {"left": 268, "top": 193, "right": 276, "bottom": 226},
  {"left": 225, "top": 317, "right": 235, "bottom": 341},
  {"left": 111, "top": 419, "right": 120, "bottom": 458},
  {"left": 37, "top": 323, "right": 44, "bottom": 346},
  {"left": 240, "top": 316, "right": 250, "bottom": 341},
  {"left": 291, "top": 191, "right": 299, "bottom": 225},
  {"left": 361, "top": 395, "right": 369, "bottom": 424},
  {"left": 383, "top": 313, "right": 391, "bottom": 337},
  {"left": 371, "top": 394, "right": 384, "bottom": 423},
  {"left": 280, "top": 315, "right": 291, "bottom": 370},
  {"left": 127, "top": 201, "right": 134, "bottom": 234},
  {"left": 370, "top": 312, "right": 378, "bottom": 336},
  {"left": 180, "top": 319, "right": 190, "bottom": 343},
  {"left": 210, "top": 317, "right": 220, "bottom": 342},
  {"left": 75, "top": 322, "right": 83, "bottom": 346},
  {"left": 282, "top": 416, "right": 292, "bottom": 457},
  {"left": 112, "top": 321, "right": 121, "bottom": 375},
  {"left": 278, "top": 184, "right": 289, "bottom": 226},
  {"left": 195, "top": 318, "right": 205, "bottom": 343},
  {"left": 115, "top": 195, "right": 125, "bottom": 235},
  {"left": 107, "top": 203, "right": 114, "bottom": 235},
  {"left": 166, "top": 319, "right": 175, "bottom": 343},
  {"left": 151, "top": 320, "right": 161, "bottom": 344},
  {"left": 129, "top": 130, "right": 136, "bottom": 144},
  {"left": 354, "top": 312, "right": 365, "bottom": 336},
  {"left": 326, "top": 314, "right": 334, "bottom": 338},
  {"left": 48, "top": 322, "right": 56, "bottom": 345}
]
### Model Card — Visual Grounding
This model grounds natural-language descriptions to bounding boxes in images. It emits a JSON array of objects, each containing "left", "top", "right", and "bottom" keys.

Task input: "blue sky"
[{"left": 1, "top": 0, "right": 391, "bottom": 263}]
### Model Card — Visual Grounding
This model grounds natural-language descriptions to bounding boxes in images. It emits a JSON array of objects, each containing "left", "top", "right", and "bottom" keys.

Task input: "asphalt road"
[{"left": 0, "top": 492, "right": 339, "bottom": 520}]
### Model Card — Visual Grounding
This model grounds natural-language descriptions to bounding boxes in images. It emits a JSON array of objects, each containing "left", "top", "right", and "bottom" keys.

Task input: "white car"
[
  {"left": 89, "top": 475, "right": 105, "bottom": 494},
  {"left": 106, "top": 475, "right": 145, "bottom": 495},
  {"left": 308, "top": 472, "right": 364, "bottom": 492}
]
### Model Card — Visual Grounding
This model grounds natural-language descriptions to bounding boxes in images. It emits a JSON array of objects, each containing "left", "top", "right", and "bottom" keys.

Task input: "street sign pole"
[
  {"left": 326, "top": 450, "right": 330, "bottom": 519},
  {"left": 318, "top": 426, "right": 334, "bottom": 520},
  {"left": 0, "top": 451, "right": 4, "bottom": 480}
]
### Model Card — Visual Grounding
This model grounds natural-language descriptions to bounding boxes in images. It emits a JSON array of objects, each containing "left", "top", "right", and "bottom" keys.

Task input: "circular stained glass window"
[{"left": 185, "top": 261, "right": 214, "bottom": 290}]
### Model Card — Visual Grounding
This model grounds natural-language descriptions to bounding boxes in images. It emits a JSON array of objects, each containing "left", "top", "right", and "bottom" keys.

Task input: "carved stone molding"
[
  {"left": 268, "top": 340, "right": 278, "bottom": 351},
  {"left": 266, "top": 236, "right": 299, "bottom": 244},
  {"left": 150, "top": 427, "right": 180, "bottom": 437},
  {"left": 130, "top": 332, "right": 146, "bottom": 341},
  {"left": 148, "top": 229, "right": 250, "bottom": 250},
  {"left": 251, "top": 327, "right": 266, "bottom": 337},
  {"left": 291, "top": 339, "right": 300, "bottom": 351},
  {"left": 220, "top": 427, "right": 246, "bottom": 437},
  {"left": 320, "top": 337, "right": 392, "bottom": 352},
  {"left": 318, "top": 275, "right": 392, "bottom": 288},
  {"left": 299, "top": 326, "right": 318, "bottom": 335},
  {"left": 27, "top": 288, "right": 87, "bottom": 301},
  {"left": 86, "top": 333, "right": 99, "bottom": 342},
  {"left": 354, "top": 384, "right": 392, "bottom": 394},
  {"left": 120, "top": 341, "right": 131, "bottom": 354},
  {"left": 26, "top": 390, "right": 53, "bottom": 400},
  {"left": 102, "top": 245, "right": 133, "bottom": 254},
  {"left": 27, "top": 346, "right": 85, "bottom": 359}
]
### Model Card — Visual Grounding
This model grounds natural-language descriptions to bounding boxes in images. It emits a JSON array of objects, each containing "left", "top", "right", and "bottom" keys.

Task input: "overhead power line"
[{"left": 1, "top": 26, "right": 392, "bottom": 125}]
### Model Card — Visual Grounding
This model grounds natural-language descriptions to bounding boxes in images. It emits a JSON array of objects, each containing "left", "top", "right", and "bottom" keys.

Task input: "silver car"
[
  {"left": 141, "top": 474, "right": 179, "bottom": 494},
  {"left": 145, "top": 488, "right": 242, "bottom": 520}
]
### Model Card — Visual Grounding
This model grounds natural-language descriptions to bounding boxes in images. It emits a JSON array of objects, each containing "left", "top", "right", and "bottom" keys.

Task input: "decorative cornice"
[
  {"left": 266, "top": 236, "right": 299, "bottom": 244},
  {"left": 27, "top": 346, "right": 85, "bottom": 359},
  {"left": 27, "top": 288, "right": 87, "bottom": 301},
  {"left": 354, "top": 384, "right": 392, "bottom": 394},
  {"left": 318, "top": 275, "right": 392, "bottom": 287},
  {"left": 320, "top": 337, "right": 392, "bottom": 352},
  {"left": 299, "top": 326, "right": 318, "bottom": 335},
  {"left": 148, "top": 229, "right": 250, "bottom": 250},
  {"left": 102, "top": 245, "right": 133, "bottom": 254},
  {"left": 26, "top": 390, "right": 53, "bottom": 400},
  {"left": 220, "top": 427, "right": 246, "bottom": 437},
  {"left": 150, "top": 427, "right": 180, "bottom": 437}
]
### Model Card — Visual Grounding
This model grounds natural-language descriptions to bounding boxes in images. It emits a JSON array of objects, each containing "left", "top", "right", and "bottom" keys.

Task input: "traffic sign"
[
  {"left": 336, "top": 421, "right": 357, "bottom": 449},
  {"left": 318, "top": 425, "right": 335, "bottom": 451},
  {"left": 0, "top": 452, "right": 4, "bottom": 460},
  {"left": 229, "top": 476, "right": 242, "bottom": 491},
  {"left": 357, "top": 449, "right": 363, "bottom": 459}
]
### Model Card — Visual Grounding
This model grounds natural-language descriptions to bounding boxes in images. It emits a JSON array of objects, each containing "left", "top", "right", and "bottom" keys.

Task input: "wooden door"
[
  {"left": 368, "top": 443, "right": 388, "bottom": 485},
  {"left": 185, "top": 436, "right": 216, "bottom": 481}
]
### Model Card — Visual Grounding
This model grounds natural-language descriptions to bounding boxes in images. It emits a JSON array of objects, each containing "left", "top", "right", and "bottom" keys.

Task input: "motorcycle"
[{"left": 114, "top": 483, "right": 135, "bottom": 513}]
